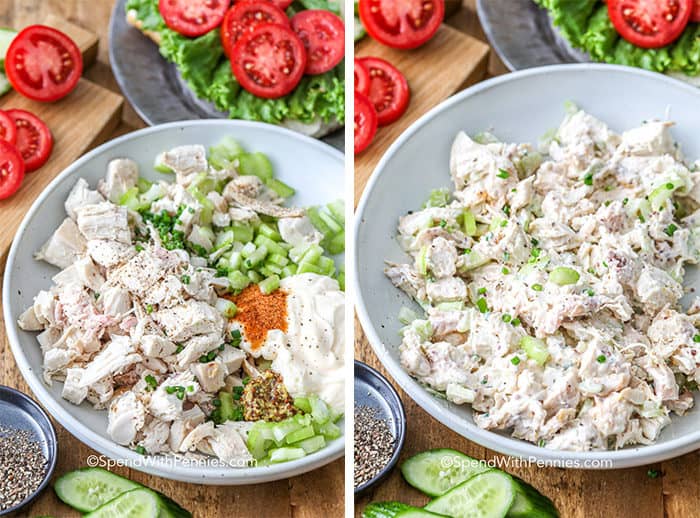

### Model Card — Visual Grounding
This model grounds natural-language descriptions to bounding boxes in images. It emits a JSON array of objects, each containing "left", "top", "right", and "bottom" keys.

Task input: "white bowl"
[
  {"left": 354, "top": 64, "right": 700, "bottom": 469},
  {"left": 3, "top": 120, "right": 344, "bottom": 484}
]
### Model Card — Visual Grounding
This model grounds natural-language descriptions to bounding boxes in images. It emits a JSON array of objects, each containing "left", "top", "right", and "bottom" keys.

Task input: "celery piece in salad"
[
  {"left": 228, "top": 270, "right": 250, "bottom": 291},
  {"left": 238, "top": 152, "right": 274, "bottom": 182},
  {"left": 231, "top": 224, "right": 254, "bottom": 244},
  {"left": 285, "top": 425, "right": 315, "bottom": 445},
  {"left": 153, "top": 152, "right": 174, "bottom": 174},
  {"left": 327, "top": 200, "right": 345, "bottom": 224},
  {"left": 423, "top": 188, "right": 451, "bottom": 208},
  {"left": 462, "top": 209, "right": 477, "bottom": 236},
  {"left": 259, "top": 275, "right": 280, "bottom": 295},
  {"left": 293, "top": 397, "right": 312, "bottom": 413},
  {"left": 296, "top": 435, "right": 326, "bottom": 454},
  {"left": 398, "top": 306, "right": 419, "bottom": 325},
  {"left": 549, "top": 266, "right": 580, "bottom": 286},
  {"left": 520, "top": 336, "right": 549, "bottom": 366},
  {"left": 215, "top": 298, "right": 237, "bottom": 318},
  {"left": 648, "top": 178, "right": 684, "bottom": 211},
  {"left": 268, "top": 447, "right": 306, "bottom": 463},
  {"left": 208, "top": 136, "right": 245, "bottom": 170},
  {"left": 137, "top": 177, "right": 152, "bottom": 193},
  {"left": 266, "top": 178, "right": 295, "bottom": 198}
]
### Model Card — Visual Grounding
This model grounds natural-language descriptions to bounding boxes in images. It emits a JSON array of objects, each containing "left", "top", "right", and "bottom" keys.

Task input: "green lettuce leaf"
[
  {"left": 125, "top": 0, "right": 344, "bottom": 125},
  {"left": 580, "top": 5, "right": 618, "bottom": 62}
]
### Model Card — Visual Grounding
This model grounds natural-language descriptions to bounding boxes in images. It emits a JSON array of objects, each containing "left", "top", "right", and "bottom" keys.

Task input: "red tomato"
[
  {"left": 290, "top": 10, "right": 345, "bottom": 75},
  {"left": 691, "top": 0, "right": 700, "bottom": 21},
  {"left": 359, "top": 0, "right": 444, "bottom": 50},
  {"left": 5, "top": 25, "right": 83, "bottom": 102},
  {"left": 240, "top": 0, "right": 294, "bottom": 9},
  {"left": 0, "top": 110, "right": 17, "bottom": 146},
  {"left": 0, "top": 140, "right": 25, "bottom": 200},
  {"left": 354, "top": 92, "right": 378, "bottom": 155},
  {"left": 608, "top": 0, "right": 692, "bottom": 48},
  {"left": 354, "top": 58, "right": 370, "bottom": 96},
  {"left": 230, "top": 23, "right": 306, "bottom": 99},
  {"left": 359, "top": 57, "right": 410, "bottom": 127},
  {"left": 221, "top": 2, "right": 289, "bottom": 55},
  {"left": 159, "top": 0, "right": 230, "bottom": 37},
  {"left": 6, "top": 109, "right": 53, "bottom": 172}
]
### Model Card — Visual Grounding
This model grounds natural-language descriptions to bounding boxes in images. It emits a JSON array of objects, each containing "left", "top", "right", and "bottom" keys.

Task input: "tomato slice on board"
[
  {"left": 354, "top": 92, "right": 378, "bottom": 155},
  {"left": 6, "top": 109, "right": 53, "bottom": 172},
  {"left": 359, "top": 57, "right": 410, "bottom": 127},
  {"left": 4, "top": 25, "right": 83, "bottom": 102},
  {"left": 240, "top": 0, "right": 294, "bottom": 9},
  {"left": 290, "top": 10, "right": 345, "bottom": 75},
  {"left": 158, "top": 0, "right": 230, "bottom": 37},
  {"left": 0, "top": 140, "right": 25, "bottom": 200},
  {"left": 691, "top": 0, "right": 700, "bottom": 21},
  {"left": 0, "top": 111, "right": 17, "bottom": 146},
  {"left": 221, "top": 2, "right": 289, "bottom": 56},
  {"left": 354, "top": 58, "right": 370, "bottom": 96},
  {"left": 607, "top": 0, "right": 692, "bottom": 49},
  {"left": 358, "top": 0, "right": 444, "bottom": 50},
  {"left": 230, "top": 23, "right": 307, "bottom": 99}
]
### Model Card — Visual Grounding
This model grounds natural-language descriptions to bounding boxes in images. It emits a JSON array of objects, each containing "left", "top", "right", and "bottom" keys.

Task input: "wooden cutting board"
[
  {"left": 0, "top": 17, "right": 124, "bottom": 255},
  {"left": 355, "top": 25, "right": 490, "bottom": 203}
]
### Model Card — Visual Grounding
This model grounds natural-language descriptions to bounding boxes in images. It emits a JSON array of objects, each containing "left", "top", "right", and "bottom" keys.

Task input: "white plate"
[
  {"left": 355, "top": 64, "right": 700, "bottom": 469},
  {"left": 3, "top": 120, "right": 344, "bottom": 484}
]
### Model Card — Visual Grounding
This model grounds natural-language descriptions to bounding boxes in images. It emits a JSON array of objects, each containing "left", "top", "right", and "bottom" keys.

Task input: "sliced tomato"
[
  {"left": 221, "top": 2, "right": 289, "bottom": 56},
  {"left": 240, "top": 0, "right": 294, "bottom": 9},
  {"left": 0, "top": 110, "right": 17, "bottom": 146},
  {"left": 230, "top": 23, "right": 306, "bottom": 99},
  {"left": 5, "top": 25, "right": 83, "bottom": 102},
  {"left": 290, "top": 10, "right": 345, "bottom": 75},
  {"left": 359, "top": 57, "right": 410, "bottom": 127},
  {"left": 159, "top": 0, "right": 230, "bottom": 37},
  {"left": 354, "top": 92, "right": 378, "bottom": 155},
  {"left": 608, "top": 0, "right": 692, "bottom": 49},
  {"left": 6, "top": 109, "right": 53, "bottom": 172},
  {"left": 359, "top": 0, "right": 444, "bottom": 50},
  {"left": 354, "top": 58, "right": 370, "bottom": 96},
  {"left": 0, "top": 140, "right": 25, "bottom": 200},
  {"left": 691, "top": 0, "right": 700, "bottom": 21}
]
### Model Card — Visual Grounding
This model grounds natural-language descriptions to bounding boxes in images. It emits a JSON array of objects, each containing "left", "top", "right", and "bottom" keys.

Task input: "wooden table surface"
[
  {"left": 354, "top": 2, "right": 700, "bottom": 517},
  {"left": 0, "top": 1, "right": 343, "bottom": 516}
]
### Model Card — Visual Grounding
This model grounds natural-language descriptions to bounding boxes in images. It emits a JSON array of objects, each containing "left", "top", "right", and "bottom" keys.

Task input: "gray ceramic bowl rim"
[
  {"left": 353, "top": 360, "right": 406, "bottom": 495},
  {"left": 3, "top": 119, "right": 344, "bottom": 484},
  {"left": 354, "top": 63, "right": 700, "bottom": 469},
  {"left": 0, "top": 385, "right": 58, "bottom": 516}
]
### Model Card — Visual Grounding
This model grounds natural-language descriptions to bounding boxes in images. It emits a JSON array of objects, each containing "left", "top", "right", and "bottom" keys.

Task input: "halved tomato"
[
  {"left": 608, "top": 0, "right": 692, "bottom": 49},
  {"left": 0, "top": 139, "right": 25, "bottom": 200},
  {"left": 0, "top": 110, "right": 17, "bottom": 146},
  {"left": 358, "top": 0, "right": 444, "bottom": 50},
  {"left": 354, "top": 92, "right": 378, "bottom": 155},
  {"left": 221, "top": 2, "right": 289, "bottom": 56},
  {"left": 241, "top": 0, "right": 294, "bottom": 9},
  {"left": 359, "top": 57, "right": 410, "bottom": 126},
  {"left": 354, "top": 58, "right": 370, "bottom": 97},
  {"left": 5, "top": 25, "right": 83, "bottom": 102},
  {"left": 6, "top": 109, "right": 53, "bottom": 172},
  {"left": 159, "top": 0, "right": 230, "bottom": 37},
  {"left": 692, "top": 0, "right": 700, "bottom": 21},
  {"left": 230, "top": 23, "right": 307, "bottom": 99},
  {"left": 290, "top": 10, "right": 345, "bottom": 75}
]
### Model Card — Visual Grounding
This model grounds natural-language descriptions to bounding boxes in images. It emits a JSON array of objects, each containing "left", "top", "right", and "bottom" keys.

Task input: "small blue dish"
[
  {"left": 354, "top": 360, "right": 406, "bottom": 496},
  {"left": 0, "top": 385, "right": 58, "bottom": 516}
]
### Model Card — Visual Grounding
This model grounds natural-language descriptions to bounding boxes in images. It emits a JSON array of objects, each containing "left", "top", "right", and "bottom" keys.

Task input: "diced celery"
[
  {"left": 281, "top": 265, "right": 298, "bottom": 278},
  {"left": 416, "top": 246, "right": 429, "bottom": 276},
  {"left": 411, "top": 319, "right": 433, "bottom": 341},
  {"left": 137, "top": 177, "right": 152, "bottom": 193},
  {"left": 219, "top": 392, "right": 236, "bottom": 421},
  {"left": 247, "top": 424, "right": 275, "bottom": 460},
  {"left": 423, "top": 188, "right": 451, "bottom": 208},
  {"left": 187, "top": 186, "right": 214, "bottom": 224},
  {"left": 327, "top": 200, "right": 345, "bottom": 224},
  {"left": 299, "top": 244, "right": 324, "bottom": 265},
  {"left": 436, "top": 301, "right": 464, "bottom": 311},
  {"left": 271, "top": 419, "right": 304, "bottom": 444},
  {"left": 238, "top": 152, "right": 274, "bottom": 181},
  {"left": 240, "top": 242, "right": 257, "bottom": 258},
  {"left": 259, "top": 275, "right": 280, "bottom": 294},
  {"left": 318, "top": 209, "right": 343, "bottom": 235},
  {"left": 153, "top": 153, "right": 173, "bottom": 173},
  {"left": 314, "top": 421, "right": 341, "bottom": 440},
  {"left": 460, "top": 250, "right": 489, "bottom": 271},
  {"left": 228, "top": 270, "right": 250, "bottom": 291},
  {"left": 336, "top": 267, "right": 345, "bottom": 291},
  {"left": 549, "top": 266, "right": 580, "bottom": 286},
  {"left": 244, "top": 245, "right": 268, "bottom": 268},
  {"left": 231, "top": 224, "right": 254, "bottom": 244},
  {"left": 209, "top": 136, "right": 245, "bottom": 169},
  {"left": 268, "top": 447, "right": 306, "bottom": 463},
  {"left": 255, "top": 234, "right": 287, "bottom": 257},
  {"left": 649, "top": 179, "right": 683, "bottom": 211},
  {"left": 190, "top": 172, "right": 218, "bottom": 195},
  {"left": 298, "top": 262, "right": 323, "bottom": 275},
  {"left": 294, "top": 397, "right": 312, "bottom": 413},
  {"left": 118, "top": 187, "right": 148, "bottom": 211},
  {"left": 306, "top": 206, "right": 333, "bottom": 236},
  {"left": 215, "top": 298, "right": 237, "bottom": 318},
  {"left": 215, "top": 229, "right": 235, "bottom": 250},
  {"left": 247, "top": 270, "right": 263, "bottom": 283},
  {"left": 325, "top": 231, "right": 345, "bottom": 256},
  {"left": 141, "top": 184, "right": 164, "bottom": 204},
  {"left": 289, "top": 243, "right": 311, "bottom": 264},
  {"left": 257, "top": 223, "right": 282, "bottom": 241},
  {"left": 263, "top": 263, "right": 283, "bottom": 275},
  {"left": 399, "top": 306, "right": 419, "bottom": 325},
  {"left": 268, "top": 253, "right": 289, "bottom": 267},
  {"left": 296, "top": 435, "right": 326, "bottom": 454},
  {"left": 317, "top": 256, "right": 336, "bottom": 276},
  {"left": 266, "top": 178, "right": 296, "bottom": 198},
  {"left": 520, "top": 336, "right": 549, "bottom": 366},
  {"left": 285, "top": 426, "right": 315, "bottom": 445},
  {"left": 463, "top": 209, "right": 477, "bottom": 236},
  {"left": 310, "top": 396, "right": 331, "bottom": 425},
  {"left": 228, "top": 251, "right": 243, "bottom": 271}
]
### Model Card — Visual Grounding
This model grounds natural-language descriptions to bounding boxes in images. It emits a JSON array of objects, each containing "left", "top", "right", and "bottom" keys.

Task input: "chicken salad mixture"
[
  {"left": 387, "top": 105, "right": 700, "bottom": 451},
  {"left": 18, "top": 138, "right": 345, "bottom": 466}
]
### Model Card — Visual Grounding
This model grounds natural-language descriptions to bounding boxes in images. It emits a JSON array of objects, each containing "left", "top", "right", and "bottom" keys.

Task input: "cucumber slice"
[
  {"left": 0, "top": 72, "right": 10, "bottom": 96},
  {"left": 0, "top": 28, "right": 17, "bottom": 61},
  {"left": 363, "top": 502, "right": 445, "bottom": 518},
  {"left": 85, "top": 488, "right": 191, "bottom": 518},
  {"left": 354, "top": 16, "right": 366, "bottom": 41},
  {"left": 53, "top": 467, "right": 140, "bottom": 513},
  {"left": 508, "top": 477, "right": 559, "bottom": 518},
  {"left": 401, "top": 449, "right": 490, "bottom": 497},
  {"left": 424, "top": 470, "right": 515, "bottom": 518}
]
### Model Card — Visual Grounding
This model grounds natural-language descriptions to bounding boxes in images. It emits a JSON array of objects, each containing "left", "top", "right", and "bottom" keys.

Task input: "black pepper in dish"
[
  {"left": 0, "top": 426, "right": 48, "bottom": 511},
  {"left": 354, "top": 405, "right": 395, "bottom": 488}
]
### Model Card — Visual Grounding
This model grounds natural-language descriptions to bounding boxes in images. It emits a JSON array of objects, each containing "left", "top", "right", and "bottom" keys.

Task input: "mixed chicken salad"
[
  {"left": 18, "top": 138, "right": 345, "bottom": 466},
  {"left": 387, "top": 105, "right": 700, "bottom": 451}
]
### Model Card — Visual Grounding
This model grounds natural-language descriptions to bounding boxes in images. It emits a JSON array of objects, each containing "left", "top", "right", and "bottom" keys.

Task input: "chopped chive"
[
  {"left": 187, "top": 385, "right": 195, "bottom": 392},
  {"left": 537, "top": 439, "right": 546, "bottom": 448},
  {"left": 464, "top": 248, "right": 472, "bottom": 254},
  {"left": 623, "top": 197, "right": 629, "bottom": 206},
  {"left": 502, "top": 204, "right": 511, "bottom": 216},
  {"left": 145, "top": 374, "right": 158, "bottom": 390},
  {"left": 664, "top": 224, "right": 678, "bottom": 237},
  {"left": 477, "top": 287, "right": 487, "bottom": 295},
  {"left": 511, "top": 356, "right": 521, "bottom": 366},
  {"left": 213, "top": 398, "right": 222, "bottom": 407},
  {"left": 176, "top": 391, "right": 185, "bottom": 400},
  {"left": 476, "top": 297, "right": 488, "bottom": 313},
  {"left": 596, "top": 354, "right": 607, "bottom": 363},
  {"left": 693, "top": 334, "right": 700, "bottom": 343},
  {"left": 135, "top": 445, "right": 146, "bottom": 455},
  {"left": 439, "top": 219, "right": 447, "bottom": 228},
  {"left": 583, "top": 173, "right": 593, "bottom": 186},
  {"left": 647, "top": 469, "right": 660, "bottom": 479},
  {"left": 666, "top": 182, "right": 675, "bottom": 190},
  {"left": 585, "top": 288, "right": 595, "bottom": 296},
  {"left": 165, "top": 386, "right": 178, "bottom": 394},
  {"left": 500, "top": 220, "right": 507, "bottom": 227},
  {"left": 503, "top": 251, "right": 510, "bottom": 261},
  {"left": 181, "top": 274, "right": 191, "bottom": 285},
  {"left": 511, "top": 318, "right": 521, "bottom": 327},
  {"left": 604, "top": 200, "right": 611, "bottom": 207},
  {"left": 502, "top": 267, "right": 510, "bottom": 275},
  {"left": 135, "top": 244, "right": 144, "bottom": 252},
  {"left": 532, "top": 284, "right": 543, "bottom": 292},
  {"left": 531, "top": 248, "right": 541, "bottom": 258},
  {"left": 502, "top": 314, "right": 512, "bottom": 323},
  {"left": 497, "top": 169, "right": 510, "bottom": 179},
  {"left": 145, "top": 304, "right": 153, "bottom": 314},
  {"left": 531, "top": 238, "right": 539, "bottom": 246}
]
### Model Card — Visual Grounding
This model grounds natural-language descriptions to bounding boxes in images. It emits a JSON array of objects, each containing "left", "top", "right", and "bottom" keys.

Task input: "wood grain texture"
[
  {"left": 0, "top": 3, "right": 345, "bottom": 517},
  {"left": 354, "top": 2, "right": 700, "bottom": 517},
  {"left": 354, "top": 25, "right": 489, "bottom": 203}
]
